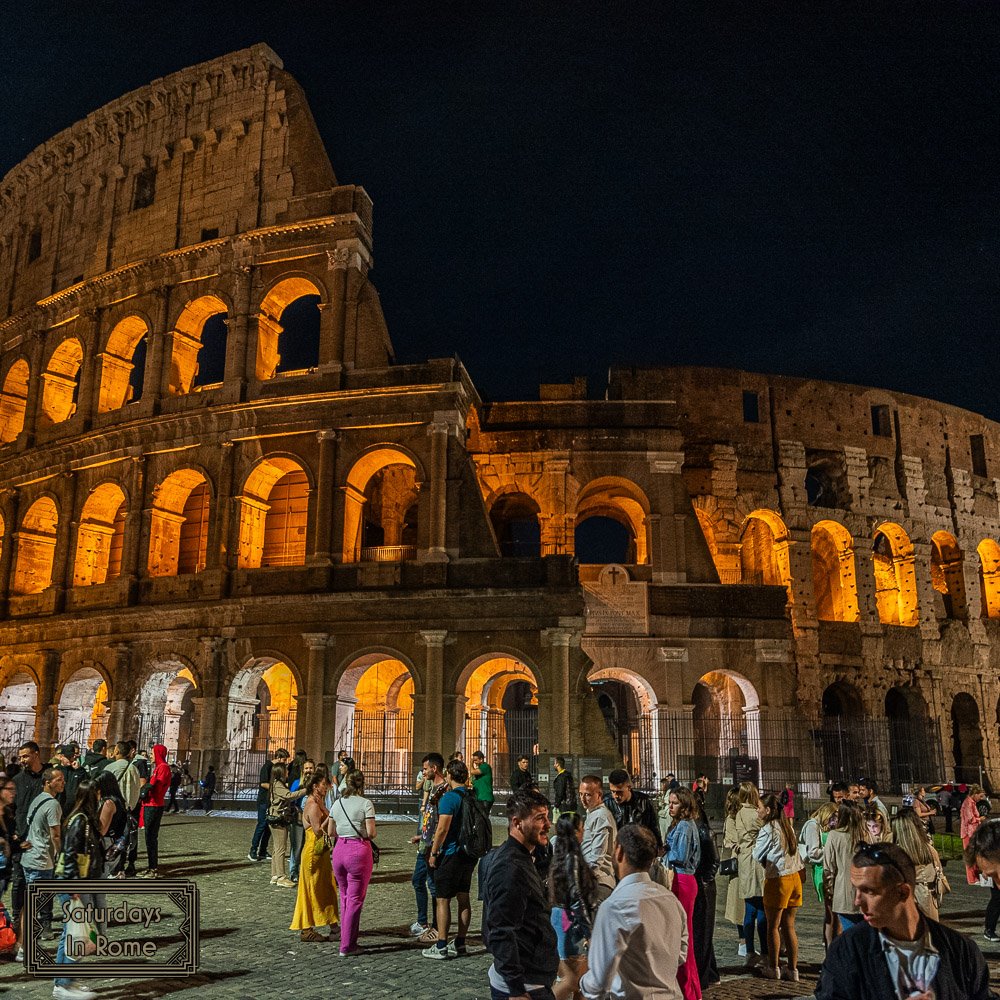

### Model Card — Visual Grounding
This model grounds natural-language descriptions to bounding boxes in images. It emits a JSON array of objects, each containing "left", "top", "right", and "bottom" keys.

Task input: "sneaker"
[
  {"left": 745, "top": 951, "right": 761, "bottom": 969},
  {"left": 15, "top": 948, "right": 23, "bottom": 962},
  {"left": 447, "top": 941, "right": 468, "bottom": 958},
  {"left": 410, "top": 921, "right": 428, "bottom": 936},
  {"left": 737, "top": 942, "right": 747, "bottom": 957},
  {"left": 781, "top": 966, "right": 800, "bottom": 982},
  {"left": 984, "top": 931, "right": 1000, "bottom": 943},
  {"left": 417, "top": 927, "right": 439, "bottom": 944},
  {"left": 421, "top": 944, "right": 448, "bottom": 960},
  {"left": 274, "top": 877, "right": 296, "bottom": 888},
  {"left": 759, "top": 965, "right": 780, "bottom": 980},
  {"left": 247, "top": 852, "right": 261, "bottom": 862},
  {"left": 53, "top": 985, "right": 98, "bottom": 1000},
  {"left": 269, "top": 875, "right": 280, "bottom": 884},
  {"left": 137, "top": 868, "right": 159, "bottom": 879}
]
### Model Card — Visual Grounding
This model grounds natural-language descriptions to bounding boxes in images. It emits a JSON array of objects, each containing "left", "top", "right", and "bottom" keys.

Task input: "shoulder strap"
[
  {"left": 338, "top": 797, "right": 368, "bottom": 841},
  {"left": 25, "top": 796, "right": 51, "bottom": 832}
]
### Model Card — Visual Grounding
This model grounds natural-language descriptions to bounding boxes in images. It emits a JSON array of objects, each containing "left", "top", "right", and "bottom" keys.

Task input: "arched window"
[
  {"left": 237, "top": 458, "right": 310, "bottom": 568},
  {"left": 256, "top": 277, "right": 323, "bottom": 380},
  {"left": 811, "top": 520, "right": 859, "bottom": 622},
  {"left": 930, "top": 531, "right": 967, "bottom": 620},
  {"left": 168, "top": 295, "right": 228, "bottom": 395},
  {"left": 98, "top": 316, "right": 149, "bottom": 412},
  {"left": 872, "top": 524, "right": 918, "bottom": 626},
  {"left": 40, "top": 338, "right": 83, "bottom": 425},
  {"left": 575, "top": 477, "right": 649, "bottom": 564},
  {"left": 978, "top": 539, "right": 1000, "bottom": 619},
  {"left": 342, "top": 448, "right": 419, "bottom": 562},
  {"left": 12, "top": 497, "right": 58, "bottom": 594},
  {"left": 740, "top": 510, "right": 794, "bottom": 601},
  {"left": 74, "top": 483, "right": 127, "bottom": 587},
  {"left": 489, "top": 493, "right": 541, "bottom": 557},
  {"left": 148, "top": 470, "right": 210, "bottom": 577},
  {"left": 0, "top": 360, "right": 29, "bottom": 443}
]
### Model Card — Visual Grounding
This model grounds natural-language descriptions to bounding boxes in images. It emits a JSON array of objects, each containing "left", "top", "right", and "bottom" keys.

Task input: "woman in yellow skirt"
[{"left": 290, "top": 770, "right": 340, "bottom": 942}]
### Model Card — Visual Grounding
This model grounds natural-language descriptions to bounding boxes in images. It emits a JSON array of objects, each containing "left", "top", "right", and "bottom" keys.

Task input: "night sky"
[{"left": 2, "top": 4, "right": 998, "bottom": 412}]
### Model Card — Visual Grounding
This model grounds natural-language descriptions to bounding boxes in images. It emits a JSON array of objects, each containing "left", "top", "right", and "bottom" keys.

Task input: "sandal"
[{"left": 300, "top": 928, "right": 328, "bottom": 943}]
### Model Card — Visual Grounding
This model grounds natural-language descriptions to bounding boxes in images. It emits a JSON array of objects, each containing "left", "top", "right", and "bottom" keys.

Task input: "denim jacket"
[{"left": 665, "top": 817, "right": 701, "bottom": 875}]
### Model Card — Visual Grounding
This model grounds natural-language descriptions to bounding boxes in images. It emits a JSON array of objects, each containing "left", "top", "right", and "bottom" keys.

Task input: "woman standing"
[
  {"left": 823, "top": 802, "right": 865, "bottom": 931},
  {"left": 53, "top": 779, "right": 105, "bottom": 1000},
  {"left": 722, "top": 789, "right": 746, "bottom": 957},
  {"left": 330, "top": 770, "right": 377, "bottom": 957},
  {"left": 891, "top": 807, "right": 946, "bottom": 920},
  {"left": 800, "top": 801, "right": 837, "bottom": 950},
  {"left": 547, "top": 812, "right": 597, "bottom": 1000},
  {"left": 962, "top": 784, "right": 987, "bottom": 884},
  {"left": 656, "top": 777, "right": 673, "bottom": 845},
  {"left": 912, "top": 786, "right": 937, "bottom": 834},
  {"left": 290, "top": 771, "right": 340, "bottom": 942},
  {"left": 754, "top": 792, "right": 803, "bottom": 982},
  {"left": 863, "top": 806, "right": 892, "bottom": 844},
  {"left": 665, "top": 787, "right": 702, "bottom": 1000},
  {"left": 267, "top": 763, "right": 299, "bottom": 889},
  {"left": 735, "top": 781, "right": 768, "bottom": 969},
  {"left": 692, "top": 795, "right": 720, "bottom": 988}
]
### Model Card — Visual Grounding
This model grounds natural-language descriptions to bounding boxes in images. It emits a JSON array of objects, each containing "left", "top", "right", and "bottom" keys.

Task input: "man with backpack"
[{"left": 423, "top": 758, "right": 489, "bottom": 960}]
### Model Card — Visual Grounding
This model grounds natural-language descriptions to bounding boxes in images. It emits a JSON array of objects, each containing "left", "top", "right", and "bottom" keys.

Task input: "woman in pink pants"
[{"left": 328, "top": 769, "right": 378, "bottom": 956}]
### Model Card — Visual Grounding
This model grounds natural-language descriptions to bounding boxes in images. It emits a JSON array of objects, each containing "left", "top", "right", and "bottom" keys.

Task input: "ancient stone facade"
[{"left": 0, "top": 46, "right": 990, "bottom": 795}]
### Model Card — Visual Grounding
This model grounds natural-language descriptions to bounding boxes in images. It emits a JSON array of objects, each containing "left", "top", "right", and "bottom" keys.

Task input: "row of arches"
[
  {"left": 698, "top": 507, "right": 1000, "bottom": 624},
  {"left": 0, "top": 277, "right": 324, "bottom": 442}
]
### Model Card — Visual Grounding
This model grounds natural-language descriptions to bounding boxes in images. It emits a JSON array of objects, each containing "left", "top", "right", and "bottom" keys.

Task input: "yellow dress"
[{"left": 290, "top": 827, "right": 340, "bottom": 930}]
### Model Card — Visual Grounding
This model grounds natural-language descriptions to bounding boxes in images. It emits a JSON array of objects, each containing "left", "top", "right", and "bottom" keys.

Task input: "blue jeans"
[
  {"left": 838, "top": 912, "right": 864, "bottom": 930},
  {"left": 22, "top": 866, "right": 54, "bottom": 931},
  {"left": 250, "top": 802, "right": 270, "bottom": 858},
  {"left": 412, "top": 852, "right": 437, "bottom": 926},
  {"left": 743, "top": 896, "right": 768, "bottom": 955},
  {"left": 54, "top": 890, "right": 96, "bottom": 987}
]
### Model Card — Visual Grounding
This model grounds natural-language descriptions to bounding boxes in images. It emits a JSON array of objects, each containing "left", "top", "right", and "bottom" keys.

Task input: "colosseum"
[{"left": 0, "top": 44, "right": 995, "bottom": 799}]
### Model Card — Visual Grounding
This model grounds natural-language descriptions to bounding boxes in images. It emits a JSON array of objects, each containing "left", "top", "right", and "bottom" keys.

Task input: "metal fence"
[
  {"left": 353, "top": 710, "right": 413, "bottom": 792},
  {"left": 464, "top": 707, "right": 539, "bottom": 790}
]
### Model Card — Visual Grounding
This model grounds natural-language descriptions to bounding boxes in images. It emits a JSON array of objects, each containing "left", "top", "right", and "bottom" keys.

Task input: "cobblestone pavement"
[{"left": 2, "top": 813, "right": 998, "bottom": 999}]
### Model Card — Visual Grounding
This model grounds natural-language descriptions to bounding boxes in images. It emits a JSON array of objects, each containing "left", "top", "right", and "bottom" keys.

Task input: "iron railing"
[{"left": 463, "top": 707, "right": 539, "bottom": 789}]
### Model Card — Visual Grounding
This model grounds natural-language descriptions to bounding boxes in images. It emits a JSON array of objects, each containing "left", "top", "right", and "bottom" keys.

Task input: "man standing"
[
  {"left": 53, "top": 744, "right": 83, "bottom": 809},
  {"left": 471, "top": 751, "right": 494, "bottom": 814},
  {"left": 578, "top": 775, "right": 616, "bottom": 902},
  {"left": 859, "top": 779, "right": 890, "bottom": 824},
  {"left": 510, "top": 755, "right": 535, "bottom": 794},
  {"left": 551, "top": 757, "right": 576, "bottom": 818},
  {"left": 81, "top": 739, "right": 108, "bottom": 778},
  {"left": 11, "top": 741, "right": 45, "bottom": 930},
  {"left": 105, "top": 741, "right": 142, "bottom": 876},
  {"left": 482, "top": 789, "right": 558, "bottom": 999},
  {"left": 19, "top": 767, "right": 65, "bottom": 954},
  {"left": 424, "top": 759, "right": 477, "bottom": 960},
  {"left": 579, "top": 824, "right": 687, "bottom": 1000},
  {"left": 606, "top": 768, "right": 662, "bottom": 850},
  {"left": 965, "top": 821, "right": 1000, "bottom": 943},
  {"left": 200, "top": 765, "right": 216, "bottom": 814},
  {"left": 139, "top": 743, "right": 171, "bottom": 878},
  {"left": 410, "top": 752, "right": 448, "bottom": 940},
  {"left": 939, "top": 784, "right": 954, "bottom": 833},
  {"left": 816, "top": 842, "right": 991, "bottom": 999},
  {"left": 249, "top": 747, "right": 288, "bottom": 862}
]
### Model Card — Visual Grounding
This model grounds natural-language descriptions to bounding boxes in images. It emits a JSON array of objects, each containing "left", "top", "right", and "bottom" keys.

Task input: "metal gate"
[
  {"left": 464, "top": 707, "right": 538, "bottom": 790},
  {"left": 353, "top": 710, "right": 413, "bottom": 792}
]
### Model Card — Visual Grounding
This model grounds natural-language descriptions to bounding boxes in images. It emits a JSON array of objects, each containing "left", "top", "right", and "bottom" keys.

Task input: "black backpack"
[{"left": 457, "top": 789, "right": 492, "bottom": 860}]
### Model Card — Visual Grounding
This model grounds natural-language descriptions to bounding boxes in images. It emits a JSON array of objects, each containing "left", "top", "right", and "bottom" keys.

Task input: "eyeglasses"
[{"left": 855, "top": 843, "right": 910, "bottom": 883}]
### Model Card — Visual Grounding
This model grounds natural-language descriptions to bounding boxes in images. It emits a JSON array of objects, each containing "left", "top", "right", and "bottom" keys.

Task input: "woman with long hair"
[
  {"left": 864, "top": 805, "right": 891, "bottom": 844},
  {"left": 912, "top": 785, "right": 936, "bottom": 834},
  {"left": 721, "top": 788, "right": 745, "bottom": 955},
  {"left": 800, "top": 800, "right": 837, "bottom": 950},
  {"left": 891, "top": 807, "right": 946, "bottom": 920},
  {"left": 665, "top": 786, "right": 702, "bottom": 1000},
  {"left": 735, "top": 781, "right": 767, "bottom": 969},
  {"left": 962, "top": 784, "right": 987, "bottom": 884},
  {"left": 692, "top": 794, "right": 720, "bottom": 988},
  {"left": 329, "top": 770, "right": 377, "bottom": 957},
  {"left": 267, "top": 762, "right": 297, "bottom": 888},
  {"left": 95, "top": 770, "right": 128, "bottom": 885},
  {"left": 290, "top": 770, "right": 340, "bottom": 942},
  {"left": 754, "top": 792, "right": 803, "bottom": 982},
  {"left": 823, "top": 801, "right": 865, "bottom": 930},
  {"left": 547, "top": 812, "right": 597, "bottom": 1000},
  {"left": 53, "top": 779, "right": 105, "bottom": 997}
]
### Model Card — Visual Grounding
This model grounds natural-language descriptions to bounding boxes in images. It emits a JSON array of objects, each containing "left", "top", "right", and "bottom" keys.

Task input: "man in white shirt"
[
  {"left": 578, "top": 775, "right": 616, "bottom": 902},
  {"left": 580, "top": 823, "right": 687, "bottom": 1000}
]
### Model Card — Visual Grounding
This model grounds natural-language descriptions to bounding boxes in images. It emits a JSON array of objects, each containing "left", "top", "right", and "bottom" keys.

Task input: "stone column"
[
  {"left": 105, "top": 641, "right": 134, "bottom": 743},
  {"left": 194, "top": 637, "right": 230, "bottom": 752},
  {"left": 53, "top": 471, "right": 79, "bottom": 607},
  {"left": 210, "top": 441, "right": 235, "bottom": 572},
  {"left": 224, "top": 263, "right": 253, "bottom": 399},
  {"left": 418, "top": 631, "right": 448, "bottom": 751},
  {"left": 540, "top": 458, "right": 572, "bottom": 556},
  {"left": 121, "top": 452, "right": 146, "bottom": 599},
  {"left": 21, "top": 331, "right": 47, "bottom": 444},
  {"left": 146, "top": 286, "right": 172, "bottom": 410},
  {"left": 324, "top": 248, "right": 350, "bottom": 365},
  {"left": 423, "top": 420, "right": 450, "bottom": 562},
  {"left": 309, "top": 431, "right": 338, "bottom": 563},
  {"left": 301, "top": 633, "right": 336, "bottom": 753},
  {"left": 35, "top": 648, "right": 61, "bottom": 750},
  {"left": 542, "top": 627, "right": 573, "bottom": 753},
  {"left": 645, "top": 452, "right": 686, "bottom": 583},
  {"left": 0, "top": 489, "right": 20, "bottom": 612},
  {"left": 76, "top": 307, "right": 102, "bottom": 428}
]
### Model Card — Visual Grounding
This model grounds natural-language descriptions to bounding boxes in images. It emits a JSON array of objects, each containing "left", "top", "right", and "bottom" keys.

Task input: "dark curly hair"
[{"left": 547, "top": 812, "right": 597, "bottom": 909}]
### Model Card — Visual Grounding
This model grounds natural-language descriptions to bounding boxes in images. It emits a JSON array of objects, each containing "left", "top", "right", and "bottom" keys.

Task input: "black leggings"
[{"left": 987, "top": 886, "right": 1000, "bottom": 935}]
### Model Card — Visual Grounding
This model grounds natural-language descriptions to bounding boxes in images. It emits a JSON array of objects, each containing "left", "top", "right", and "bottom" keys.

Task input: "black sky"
[{"left": 2, "top": 3, "right": 998, "bottom": 412}]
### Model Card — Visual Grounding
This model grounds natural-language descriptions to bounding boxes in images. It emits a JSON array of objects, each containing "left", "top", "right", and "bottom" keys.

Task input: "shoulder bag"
[{"left": 339, "top": 798, "right": 380, "bottom": 866}]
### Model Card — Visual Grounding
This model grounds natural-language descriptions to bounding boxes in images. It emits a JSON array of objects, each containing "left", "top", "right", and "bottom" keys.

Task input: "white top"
[
  {"left": 754, "top": 820, "right": 804, "bottom": 879},
  {"left": 579, "top": 872, "right": 687, "bottom": 1000},
  {"left": 332, "top": 794, "right": 375, "bottom": 839},
  {"left": 581, "top": 803, "right": 617, "bottom": 890},
  {"left": 880, "top": 922, "right": 940, "bottom": 998}
]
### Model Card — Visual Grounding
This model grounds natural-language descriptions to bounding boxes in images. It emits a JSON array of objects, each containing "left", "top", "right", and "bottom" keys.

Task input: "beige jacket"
[
  {"left": 735, "top": 805, "right": 765, "bottom": 899},
  {"left": 822, "top": 828, "right": 859, "bottom": 915}
]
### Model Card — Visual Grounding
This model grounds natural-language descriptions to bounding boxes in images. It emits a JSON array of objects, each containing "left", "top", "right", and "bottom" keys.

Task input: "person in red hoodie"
[{"left": 139, "top": 744, "right": 171, "bottom": 879}]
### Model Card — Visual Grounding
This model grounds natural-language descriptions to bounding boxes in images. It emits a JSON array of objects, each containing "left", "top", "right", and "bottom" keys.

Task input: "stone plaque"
[{"left": 583, "top": 564, "right": 649, "bottom": 636}]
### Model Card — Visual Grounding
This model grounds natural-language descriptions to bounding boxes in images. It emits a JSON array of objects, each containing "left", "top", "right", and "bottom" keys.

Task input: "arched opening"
[
  {"left": 575, "top": 478, "right": 649, "bottom": 564},
  {"left": 811, "top": 520, "right": 860, "bottom": 622},
  {"left": 336, "top": 656, "right": 414, "bottom": 791},
  {"left": 805, "top": 460, "right": 847, "bottom": 509},
  {"left": 74, "top": 483, "right": 126, "bottom": 587},
  {"left": 98, "top": 316, "right": 149, "bottom": 412},
  {"left": 740, "top": 510, "right": 793, "bottom": 601},
  {"left": 489, "top": 493, "right": 541, "bottom": 557},
  {"left": 136, "top": 661, "right": 197, "bottom": 753},
  {"left": 40, "top": 337, "right": 83, "bottom": 425},
  {"left": 147, "top": 469, "right": 210, "bottom": 577},
  {"left": 57, "top": 668, "right": 109, "bottom": 745},
  {"left": 872, "top": 524, "right": 919, "bottom": 626},
  {"left": 461, "top": 656, "right": 539, "bottom": 789},
  {"left": 237, "top": 458, "right": 309, "bottom": 568},
  {"left": 885, "top": 687, "right": 940, "bottom": 790},
  {"left": 167, "top": 295, "right": 228, "bottom": 395},
  {"left": 12, "top": 497, "right": 58, "bottom": 595},
  {"left": 820, "top": 681, "right": 867, "bottom": 783},
  {"left": 0, "top": 671, "right": 37, "bottom": 749},
  {"left": 342, "top": 448, "right": 419, "bottom": 563},
  {"left": 978, "top": 540, "right": 1000, "bottom": 619},
  {"left": 694, "top": 507, "right": 735, "bottom": 582},
  {"left": 692, "top": 671, "right": 760, "bottom": 784},
  {"left": 931, "top": 531, "right": 968, "bottom": 620},
  {"left": 0, "top": 359, "right": 29, "bottom": 443},
  {"left": 588, "top": 667, "right": 656, "bottom": 783},
  {"left": 952, "top": 692, "right": 985, "bottom": 785},
  {"left": 256, "top": 277, "right": 323, "bottom": 380},
  {"left": 226, "top": 659, "right": 298, "bottom": 752}
]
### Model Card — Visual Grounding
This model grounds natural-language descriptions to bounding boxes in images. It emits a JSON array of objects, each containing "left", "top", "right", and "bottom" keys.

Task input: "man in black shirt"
[
  {"left": 551, "top": 757, "right": 576, "bottom": 817},
  {"left": 606, "top": 768, "right": 662, "bottom": 851},
  {"left": 483, "top": 789, "right": 558, "bottom": 999},
  {"left": 11, "top": 740, "right": 45, "bottom": 928},
  {"left": 249, "top": 748, "right": 288, "bottom": 862}
]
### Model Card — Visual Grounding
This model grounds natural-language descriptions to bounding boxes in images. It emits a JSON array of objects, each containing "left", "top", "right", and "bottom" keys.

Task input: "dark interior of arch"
[
  {"left": 197, "top": 313, "right": 228, "bottom": 385},
  {"left": 575, "top": 515, "right": 633, "bottom": 564},
  {"left": 276, "top": 295, "right": 321, "bottom": 372}
]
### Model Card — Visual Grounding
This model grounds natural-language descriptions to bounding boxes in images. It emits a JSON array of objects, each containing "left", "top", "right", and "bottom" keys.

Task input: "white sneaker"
[
  {"left": 15, "top": 947, "right": 23, "bottom": 962},
  {"left": 421, "top": 944, "right": 448, "bottom": 960},
  {"left": 409, "top": 921, "right": 427, "bottom": 936},
  {"left": 737, "top": 942, "right": 747, "bottom": 957},
  {"left": 781, "top": 966, "right": 800, "bottom": 982},
  {"left": 53, "top": 984, "right": 98, "bottom": 1000},
  {"left": 269, "top": 875, "right": 280, "bottom": 884}
]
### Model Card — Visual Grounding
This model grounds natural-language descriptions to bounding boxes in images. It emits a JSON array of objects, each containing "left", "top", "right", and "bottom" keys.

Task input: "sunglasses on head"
[{"left": 856, "top": 843, "right": 908, "bottom": 882}]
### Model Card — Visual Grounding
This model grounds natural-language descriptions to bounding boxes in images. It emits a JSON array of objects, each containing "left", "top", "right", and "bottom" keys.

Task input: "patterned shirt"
[{"left": 417, "top": 779, "right": 449, "bottom": 854}]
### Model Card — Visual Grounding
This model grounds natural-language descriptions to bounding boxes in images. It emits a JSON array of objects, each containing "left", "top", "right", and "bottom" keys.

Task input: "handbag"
[
  {"left": 719, "top": 856, "right": 738, "bottom": 878},
  {"left": 649, "top": 856, "right": 674, "bottom": 890},
  {"left": 64, "top": 911, "right": 98, "bottom": 956},
  {"left": 338, "top": 798, "right": 380, "bottom": 866},
  {"left": 55, "top": 814, "right": 92, "bottom": 878}
]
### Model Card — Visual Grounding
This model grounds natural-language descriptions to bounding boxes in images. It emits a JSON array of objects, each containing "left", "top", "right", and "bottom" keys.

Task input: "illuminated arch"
[
  {"left": 147, "top": 469, "right": 211, "bottom": 577},
  {"left": 137, "top": 659, "right": 198, "bottom": 752},
  {"left": 0, "top": 669, "right": 37, "bottom": 745},
  {"left": 226, "top": 658, "right": 298, "bottom": 752},
  {"left": 740, "top": 509, "right": 793, "bottom": 600},
  {"left": 256, "top": 276, "right": 325, "bottom": 380},
  {"left": 342, "top": 447, "right": 420, "bottom": 563},
  {"left": 692, "top": 670, "right": 761, "bottom": 780},
  {"left": 98, "top": 315, "right": 149, "bottom": 412},
  {"left": 74, "top": 482, "right": 127, "bottom": 587},
  {"left": 40, "top": 338, "right": 83, "bottom": 425},
  {"left": 811, "top": 520, "right": 860, "bottom": 622},
  {"left": 0, "top": 359, "right": 29, "bottom": 443},
  {"left": 237, "top": 457, "right": 310, "bottom": 568},
  {"left": 575, "top": 477, "right": 650, "bottom": 564},
  {"left": 57, "top": 667, "right": 109, "bottom": 744},
  {"left": 489, "top": 492, "right": 541, "bottom": 557},
  {"left": 931, "top": 530, "right": 968, "bottom": 620},
  {"left": 168, "top": 294, "right": 228, "bottom": 395},
  {"left": 12, "top": 496, "right": 58, "bottom": 595},
  {"left": 872, "top": 523, "right": 919, "bottom": 626},
  {"left": 978, "top": 539, "right": 1000, "bottom": 619}
]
